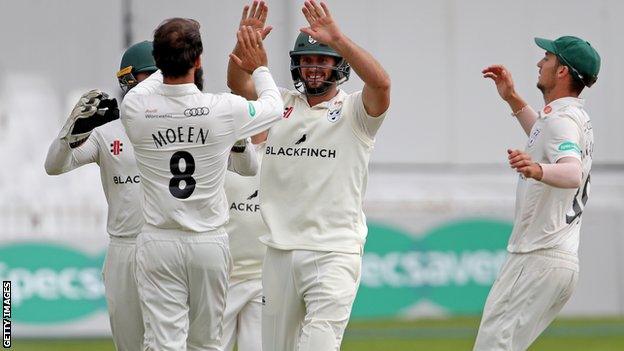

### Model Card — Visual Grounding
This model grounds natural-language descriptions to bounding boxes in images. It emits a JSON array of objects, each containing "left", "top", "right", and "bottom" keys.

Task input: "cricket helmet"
[
  {"left": 117, "top": 41, "right": 157, "bottom": 94},
  {"left": 289, "top": 32, "right": 350, "bottom": 95}
]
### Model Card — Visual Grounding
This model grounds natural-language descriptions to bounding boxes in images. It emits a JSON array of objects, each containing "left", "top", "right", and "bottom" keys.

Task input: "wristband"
[{"left": 511, "top": 105, "right": 529, "bottom": 117}]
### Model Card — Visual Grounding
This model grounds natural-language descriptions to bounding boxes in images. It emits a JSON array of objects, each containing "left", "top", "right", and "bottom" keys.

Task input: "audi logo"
[{"left": 184, "top": 107, "right": 210, "bottom": 117}]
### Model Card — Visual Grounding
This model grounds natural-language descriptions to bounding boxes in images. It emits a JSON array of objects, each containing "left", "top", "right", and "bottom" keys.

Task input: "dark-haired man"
[
  {"left": 476, "top": 36, "right": 600, "bottom": 350},
  {"left": 228, "top": 1, "right": 390, "bottom": 350},
  {"left": 121, "top": 18, "right": 282, "bottom": 351}
]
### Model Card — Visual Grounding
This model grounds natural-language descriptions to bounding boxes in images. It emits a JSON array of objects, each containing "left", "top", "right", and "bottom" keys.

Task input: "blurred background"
[{"left": 0, "top": 0, "right": 623, "bottom": 350}]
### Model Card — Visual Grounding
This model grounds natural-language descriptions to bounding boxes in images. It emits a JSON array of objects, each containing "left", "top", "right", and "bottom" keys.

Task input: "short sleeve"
[
  {"left": 544, "top": 116, "right": 582, "bottom": 164},
  {"left": 348, "top": 91, "right": 387, "bottom": 140}
]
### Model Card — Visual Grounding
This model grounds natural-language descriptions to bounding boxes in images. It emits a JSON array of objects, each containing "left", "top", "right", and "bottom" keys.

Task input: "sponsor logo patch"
[
  {"left": 145, "top": 108, "right": 173, "bottom": 119},
  {"left": 283, "top": 106, "right": 294, "bottom": 119},
  {"left": 247, "top": 190, "right": 259, "bottom": 200},
  {"left": 110, "top": 140, "right": 123, "bottom": 155},
  {"left": 184, "top": 107, "right": 210, "bottom": 117},
  {"left": 558, "top": 141, "right": 582, "bottom": 154},
  {"left": 295, "top": 134, "right": 307, "bottom": 145}
]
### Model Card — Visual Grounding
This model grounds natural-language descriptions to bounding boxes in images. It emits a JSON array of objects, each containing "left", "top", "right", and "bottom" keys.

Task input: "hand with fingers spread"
[
  {"left": 240, "top": 0, "right": 273, "bottom": 40},
  {"left": 482, "top": 65, "right": 518, "bottom": 102},
  {"left": 230, "top": 26, "right": 268, "bottom": 74},
  {"left": 300, "top": 0, "right": 343, "bottom": 46},
  {"left": 507, "top": 149, "right": 543, "bottom": 180}
]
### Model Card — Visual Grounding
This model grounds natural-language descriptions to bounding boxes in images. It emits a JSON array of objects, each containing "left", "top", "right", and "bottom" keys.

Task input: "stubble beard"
[{"left": 194, "top": 67, "right": 204, "bottom": 92}]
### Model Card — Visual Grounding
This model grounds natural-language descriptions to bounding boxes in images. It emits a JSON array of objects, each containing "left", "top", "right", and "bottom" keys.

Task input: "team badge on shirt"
[
  {"left": 528, "top": 128, "right": 541, "bottom": 148},
  {"left": 110, "top": 140, "right": 123, "bottom": 155},
  {"left": 327, "top": 101, "right": 343, "bottom": 123}
]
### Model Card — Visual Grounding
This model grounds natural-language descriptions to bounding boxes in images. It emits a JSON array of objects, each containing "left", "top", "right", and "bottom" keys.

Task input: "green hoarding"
[
  {"left": 0, "top": 243, "right": 107, "bottom": 324},
  {"left": 0, "top": 217, "right": 512, "bottom": 325},
  {"left": 353, "top": 218, "right": 512, "bottom": 318}
]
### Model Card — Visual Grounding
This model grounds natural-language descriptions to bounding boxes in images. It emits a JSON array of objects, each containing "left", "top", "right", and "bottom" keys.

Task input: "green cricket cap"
[{"left": 535, "top": 36, "right": 601, "bottom": 87}]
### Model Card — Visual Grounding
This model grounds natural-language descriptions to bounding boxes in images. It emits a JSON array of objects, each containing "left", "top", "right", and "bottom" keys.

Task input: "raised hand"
[
  {"left": 240, "top": 1, "right": 272, "bottom": 40},
  {"left": 508, "top": 149, "right": 543, "bottom": 180},
  {"left": 482, "top": 65, "right": 517, "bottom": 102},
  {"left": 300, "top": 1, "right": 343, "bottom": 45},
  {"left": 229, "top": 26, "right": 268, "bottom": 74}
]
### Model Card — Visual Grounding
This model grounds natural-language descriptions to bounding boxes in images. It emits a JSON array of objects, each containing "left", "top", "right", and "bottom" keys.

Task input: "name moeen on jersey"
[{"left": 152, "top": 126, "right": 209, "bottom": 149}]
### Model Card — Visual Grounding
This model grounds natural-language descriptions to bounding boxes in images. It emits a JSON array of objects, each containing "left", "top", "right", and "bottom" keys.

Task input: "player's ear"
[
  {"left": 557, "top": 64, "right": 569, "bottom": 79},
  {"left": 194, "top": 56, "right": 202, "bottom": 69}
]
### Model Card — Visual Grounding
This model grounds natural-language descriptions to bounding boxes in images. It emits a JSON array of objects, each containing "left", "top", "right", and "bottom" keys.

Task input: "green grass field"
[{"left": 10, "top": 317, "right": 624, "bottom": 351}]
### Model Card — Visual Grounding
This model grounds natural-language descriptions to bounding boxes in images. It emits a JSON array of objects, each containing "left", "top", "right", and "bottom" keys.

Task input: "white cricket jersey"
[
  {"left": 45, "top": 120, "right": 143, "bottom": 237},
  {"left": 225, "top": 143, "right": 268, "bottom": 280},
  {"left": 259, "top": 88, "right": 386, "bottom": 254},
  {"left": 508, "top": 97, "right": 593, "bottom": 255},
  {"left": 120, "top": 68, "right": 283, "bottom": 233}
]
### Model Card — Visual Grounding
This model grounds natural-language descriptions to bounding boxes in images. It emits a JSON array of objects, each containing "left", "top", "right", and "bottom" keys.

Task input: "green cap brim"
[
  {"left": 535, "top": 37, "right": 558, "bottom": 54},
  {"left": 135, "top": 65, "right": 158, "bottom": 74},
  {"left": 289, "top": 50, "right": 342, "bottom": 58}
]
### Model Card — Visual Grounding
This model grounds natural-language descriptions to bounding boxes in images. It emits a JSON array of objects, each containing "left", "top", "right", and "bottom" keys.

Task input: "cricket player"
[
  {"left": 120, "top": 18, "right": 283, "bottom": 351},
  {"left": 475, "top": 36, "right": 600, "bottom": 351},
  {"left": 221, "top": 131, "right": 269, "bottom": 351},
  {"left": 45, "top": 40, "right": 258, "bottom": 351},
  {"left": 44, "top": 41, "right": 155, "bottom": 351},
  {"left": 228, "top": 1, "right": 391, "bottom": 349}
]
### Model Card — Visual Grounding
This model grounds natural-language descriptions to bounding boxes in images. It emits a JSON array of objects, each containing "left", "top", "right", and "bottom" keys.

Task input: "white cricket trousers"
[
  {"left": 102, "top": 236, "right": 143, "bottom": 351},
  {"left": 221, "top": 278, "right": 263, "bottom": 351},
  {"left": 135, "top": 226, "right": 231, "bottom": 351},
  {"left": 262, "top": 247, "right": 361, "bottom": 351},
  {"left": 473, "top": 248, "right": 579, "bottom": 351}
]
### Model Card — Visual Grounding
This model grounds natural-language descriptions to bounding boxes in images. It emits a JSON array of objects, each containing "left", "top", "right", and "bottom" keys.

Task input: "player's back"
[{"left": 122, "top": 78, "right": 248, "bottom": 232}]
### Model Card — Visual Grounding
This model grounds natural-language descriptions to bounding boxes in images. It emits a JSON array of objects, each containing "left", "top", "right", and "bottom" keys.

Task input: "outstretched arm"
[
  {"left": 227, "top": 1, "right": 273, "bottom": 100},
  {"left": 482, "top": 65, "right": 538, "bottom": 135},
  {"left": 300, "top": 1, "right": 390, "bottom": 117},
  {"left": 45, "top": 90, "right": 112, "bottom": 174},
  {"left": 230, "top": 26, "right": 283, "bottom": 140},
  {"left": 45, "top": 133, "right": 99, "bottom": 175}
]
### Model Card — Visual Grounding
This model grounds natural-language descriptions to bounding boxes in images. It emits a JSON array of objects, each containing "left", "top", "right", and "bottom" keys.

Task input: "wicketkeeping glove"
[
  {"left": 231, "top": 138, "right": 248, "bottom": 153},
  {"left": 60, "top": 89, "right": 119, "bottom": 148}
]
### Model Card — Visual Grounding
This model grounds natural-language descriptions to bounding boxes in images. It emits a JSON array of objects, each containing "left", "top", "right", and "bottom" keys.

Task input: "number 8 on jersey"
[{"left": 169, "top": 151, "right": 196, "bottom": 199}]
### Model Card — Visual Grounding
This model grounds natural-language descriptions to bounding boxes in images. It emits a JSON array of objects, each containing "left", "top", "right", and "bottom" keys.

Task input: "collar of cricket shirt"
[
  {"left": 539, "top": 96, "right": 585, "bottom": 118},
  {"left": 298, "top": 89, "right": 347, "bottom": 109},
  {"left": 160, "top": 83, "right": 201, "bottom": 97}
]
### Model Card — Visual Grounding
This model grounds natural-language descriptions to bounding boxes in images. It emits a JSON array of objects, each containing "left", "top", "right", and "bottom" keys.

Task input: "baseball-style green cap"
[{"left": 535, "top": 36, "right": 601, "bottom": 87}]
